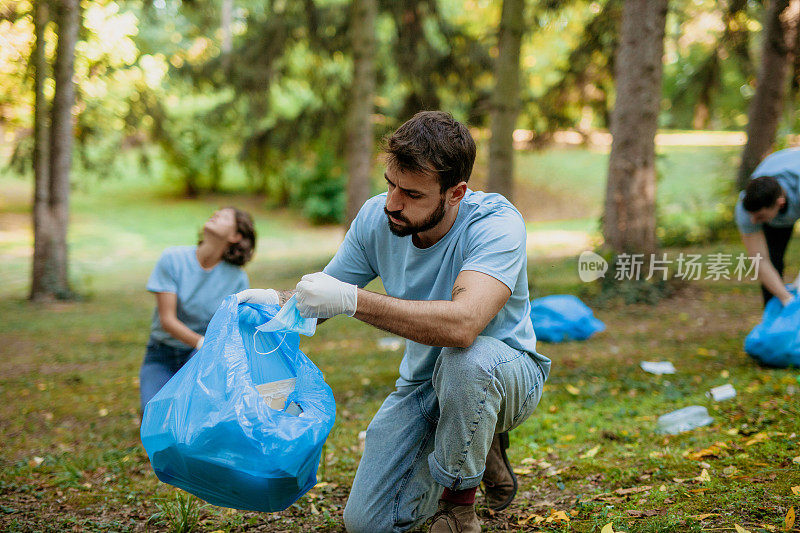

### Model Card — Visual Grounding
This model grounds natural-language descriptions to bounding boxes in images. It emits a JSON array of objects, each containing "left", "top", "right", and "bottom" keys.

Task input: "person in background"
[
  {"left": 735, "top": 148, "right": 800, "bottom": 306},
  {"left": 139, "top": 207, "right": 256, "bottom": 412}
]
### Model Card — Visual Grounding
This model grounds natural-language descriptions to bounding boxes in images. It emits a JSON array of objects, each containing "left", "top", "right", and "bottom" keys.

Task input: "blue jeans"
[
  {"left": 139, "top": 338, "right": 195, "bottom": 412},
  {"left": 343, "top": 336, "right": 547, "bottom": 533}
]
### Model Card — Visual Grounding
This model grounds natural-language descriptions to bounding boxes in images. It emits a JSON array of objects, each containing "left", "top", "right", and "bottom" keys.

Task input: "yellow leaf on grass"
[
  {"left": 580, "top": 445, "right": 601, "bottom": 459},
  {"left": 792, "top": 486, "right": 800, "bottom": 496},
  {"left": 696, "top": 469, "right": 711, "bottom": 483},
  {"left": 692, "top": 513, "right": 718, "bottom": 520},
  {"left": 565, "top": 384, "right": 580, "bottom": 395},
  {"left": 547, "top": 510, "right": 570, "bottom": 522},
  {"left": 601, "top": 523, "right": 615, "bottom": 533},
  {"left": 786, "top": 506, "right": 795, "bottom": 531},
  {"left": 745, "top": 432, "right": 769, "bottom": 446},
  {"left": 793, "top": 456, "right": 800, "bottom": 465},
  {"left": 735, "top": 525, "right": 752, "bottom": 533},
  {"left": 513, "top": 468, "right": 531, "bottom": 475}
]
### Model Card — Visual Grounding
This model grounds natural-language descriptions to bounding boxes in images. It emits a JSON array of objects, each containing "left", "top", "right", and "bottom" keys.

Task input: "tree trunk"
[
  {"left": 395, "top": 0, "right": 440, "bottom": 120},
  {"left": 31, "top": 0, "right": 53, "bottom": 301},
  {"left": 345, "top": 0, "right": 376, "bottom": 227},
  {"left": 603, "top": 0, "right": 667, "bottom": 254},
  {"left": 736, "top": 0, "right": 800, "bottom": 190},
  {"left": 487, "top": 0, "right": 525, "bottom": 203},
  {"left": 46, "top": 0, "right": 80, "bottom": 298}
]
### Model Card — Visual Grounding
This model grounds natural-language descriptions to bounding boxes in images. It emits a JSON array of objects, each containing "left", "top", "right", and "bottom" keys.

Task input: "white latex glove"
[
  {"left": 236, "top": 288, "right": 279, "bottom": 306},
  {"left": 195, "top": 336, "right": 204, "bottom": 350},
  {"left": 295, "top": 272, "right": 357, "bottom": 318}
]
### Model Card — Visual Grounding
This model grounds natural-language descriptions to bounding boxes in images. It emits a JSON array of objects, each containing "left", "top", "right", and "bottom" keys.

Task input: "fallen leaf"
[
  {"left": 786, "top": 506, "right": 795, "bottom": 531},
  {"left": 745, "top": 432, "right": 769, "bottom": 446},
  {"left": 696, "top": 469, "right": 711, "bottom": 483},
  {"left": 735, "top": 525, "right": 752, "bottom": 533},
  {"left": 565, "top": 384, "right": 580, "bottom": 395},
  {"left": 28, "top": 456, "right": 44, "bottom": 468},
  {"left": 516, "top": 513, "right": 543, "bottom": 526},
  {"left": 692, "top": 513, "right": 719, "bottom": 520},
  {"left": 688, "top": 442, "right": 729, "bottom": 460},
  {"left": 580, "top": 445, "right": 601, "bottom": 459},
  {"left": 793, "top": 456, "right": 800, "bottom": 465},
  {"left": 689, "top": 488, "right": 710, "bottom": 493},
  {"left": 601, "top": 523, "right": 615, "bottom": 533},
  {"left": 615, "top": 485, "right": 652, "bottom": 495},
  {"left": 546, "top": 510, "right": 570, "bottom": 523},
  {"left": 310, "top": 504, "right": 319, "bottom": 515},
  {"left": 791, "top": 486, "right": 800, "bottom": 496},
  {"left": 626, "top": 509, "right": 658, "bottom": 517},
  {"left": 521, "top": 457, "right": 536, "bottom": 465},
  {"left": 513, "top": 468, "right": 531, "bottom": 475}
]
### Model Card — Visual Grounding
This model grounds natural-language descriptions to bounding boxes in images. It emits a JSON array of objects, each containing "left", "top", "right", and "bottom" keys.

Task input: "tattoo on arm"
[
  {"left": 277, "top": 290, "right": 295, "bottom": 306},
  {"left": 451, "top": 285, "right": 467, "bottom": 299}
]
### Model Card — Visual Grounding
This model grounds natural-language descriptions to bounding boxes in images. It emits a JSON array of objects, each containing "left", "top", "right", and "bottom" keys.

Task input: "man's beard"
[{"left": 385, "top": 197, "right": 446, "bottom": 237}]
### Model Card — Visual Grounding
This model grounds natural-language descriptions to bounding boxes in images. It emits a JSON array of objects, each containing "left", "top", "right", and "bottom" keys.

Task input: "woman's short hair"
[
  {"left": 199, "top": 207, "right": 256, "bottom": 266},
  {"left": 223, "top": 207, "right": 256, "bottom": 266}
]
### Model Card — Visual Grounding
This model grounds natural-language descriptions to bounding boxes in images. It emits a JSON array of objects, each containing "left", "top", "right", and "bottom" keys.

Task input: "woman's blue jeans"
[
  {"left": 139, "top": 338, "right": 195, "bottom": 413},
  {"left": 343, "top": 336, "right": 548, "bottom": 533}
]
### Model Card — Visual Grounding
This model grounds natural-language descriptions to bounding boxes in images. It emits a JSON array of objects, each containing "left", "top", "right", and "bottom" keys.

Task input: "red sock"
[{"left": 440, "top": 486, "right": 477, "bottom": 506}]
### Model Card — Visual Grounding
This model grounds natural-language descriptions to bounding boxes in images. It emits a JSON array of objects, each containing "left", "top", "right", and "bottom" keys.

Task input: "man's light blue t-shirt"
[
  {"left": 735, "top": 148, "right": 800, "bottom": 234},
  {"left": 323, "top": 190, "right": 550, "bottom": 387},
  {"left": 147, "top": 245, "right": 249, "bottom": 349}
]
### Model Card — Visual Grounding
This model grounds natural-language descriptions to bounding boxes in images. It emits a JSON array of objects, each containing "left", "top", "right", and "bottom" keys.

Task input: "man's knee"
[
  {"left": 342, "top": 501, "right": 371, "bottom": 533},
  {"left": 433, "top": 336, "right": 507, "bottom": 385}
]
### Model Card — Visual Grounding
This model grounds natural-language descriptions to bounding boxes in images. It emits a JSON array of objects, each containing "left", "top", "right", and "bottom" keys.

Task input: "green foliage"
[
  {"left": 657, "top": 203, "right": 738, "bottom": 248},
  {"left": 286, "top": 150, "right": 346, "bottom": 224}
]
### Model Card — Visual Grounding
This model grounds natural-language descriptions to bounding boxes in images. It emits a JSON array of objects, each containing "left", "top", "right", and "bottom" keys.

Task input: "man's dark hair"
[
  {"left": 742, "top": 176, "right": 783, "bottom": 212},
  {"left": 385, "top": 111, "right": 476, "bottom": 192}
]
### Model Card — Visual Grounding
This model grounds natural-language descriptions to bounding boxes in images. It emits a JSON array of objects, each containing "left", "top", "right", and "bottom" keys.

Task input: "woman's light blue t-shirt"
[
  {"left": 147, "top": 245, "right": 249, "bottom": 348},
  {"left": 323, "top": 190, "right": 550, "bottom": 387},
  {"left": 735, "top": 148, "right": 800, "bottom": 234}
]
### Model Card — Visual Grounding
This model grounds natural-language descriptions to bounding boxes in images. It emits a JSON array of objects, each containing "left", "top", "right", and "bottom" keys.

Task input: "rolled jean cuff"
[{"left": 428, "top": 453, "right": 484, "bottom": 491}]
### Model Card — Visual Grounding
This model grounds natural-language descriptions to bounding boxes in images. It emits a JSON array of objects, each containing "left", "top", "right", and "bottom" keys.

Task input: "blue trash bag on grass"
[
  {"left": 140, "top": 295, "right": 336, "bottom": 512},
  {"left": 745, "top": 290, "right": 800, "bottom": 368},
  {"left": 530, "top": 294, "right": 605, "bottom": 343}
]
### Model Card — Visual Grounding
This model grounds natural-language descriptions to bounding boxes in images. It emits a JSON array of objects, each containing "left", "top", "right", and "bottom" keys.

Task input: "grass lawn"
[{"left": 1, "top": 144, "right": 799, "bottom": 532}]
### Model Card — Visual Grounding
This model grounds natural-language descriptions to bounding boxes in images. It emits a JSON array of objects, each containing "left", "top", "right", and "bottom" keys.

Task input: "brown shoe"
[
  {"left": 428, "top": 501, "right": 481, "bottom": 533},
  {"left": 481, "top": 431, "right": 517, "bottom": 511}
]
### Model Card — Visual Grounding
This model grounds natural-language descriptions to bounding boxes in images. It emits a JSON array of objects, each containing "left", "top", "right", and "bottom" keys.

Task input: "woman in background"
[{"left": 139, "top": 207, "right": 256, "bottom": 412}]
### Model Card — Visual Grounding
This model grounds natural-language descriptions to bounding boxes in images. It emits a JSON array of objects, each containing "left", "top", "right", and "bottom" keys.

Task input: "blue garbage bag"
[
  {"left": 745, "top": 291, "right": 800, "bottom": 368},
  {"left": 530, "top": 294, "right": 605, "bottom": 343},
  {"left": 140, "top": 295, "right": 336, "bottom": 512}
]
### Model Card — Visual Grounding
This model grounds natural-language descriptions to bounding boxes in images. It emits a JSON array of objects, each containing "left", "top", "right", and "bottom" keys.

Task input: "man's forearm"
[
  {"left": 354, "top": 289, "right": 477, "bottom": 348},
  {"left": 759, "top": 263, "right": 793, "bottom": 302}
]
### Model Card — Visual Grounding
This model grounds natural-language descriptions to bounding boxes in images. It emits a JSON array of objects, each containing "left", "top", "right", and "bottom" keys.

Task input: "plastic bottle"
[{"left": 656, "top": 405, "right": 713, "bottom": 434}]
